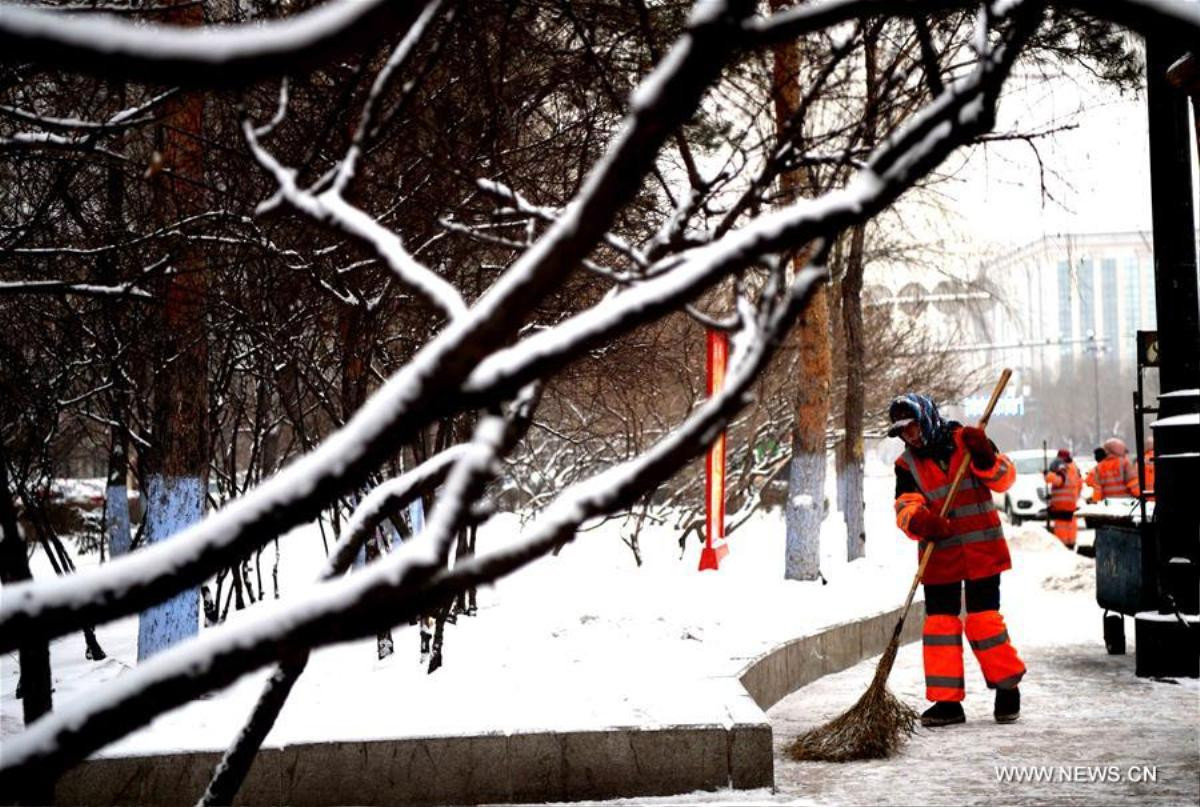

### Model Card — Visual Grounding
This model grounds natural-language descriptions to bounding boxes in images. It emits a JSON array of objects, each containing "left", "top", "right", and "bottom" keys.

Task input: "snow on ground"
[
  {"left": 7, "top": 464, "right": 1194, "bottom": 807},
  {"left": 500, "top": 523, "right": 1199, "bottom": 806},
  {"left": 764, "top": 523, "right": 1200, "bottom": 807},
  {"left": 3, "top": 467, "right": 912, "bottom": 755}
]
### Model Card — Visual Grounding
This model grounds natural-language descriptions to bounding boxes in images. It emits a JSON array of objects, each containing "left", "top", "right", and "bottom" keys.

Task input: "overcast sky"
[{"left": 937, "top": 60, "right": 1197, "bottom": 254}]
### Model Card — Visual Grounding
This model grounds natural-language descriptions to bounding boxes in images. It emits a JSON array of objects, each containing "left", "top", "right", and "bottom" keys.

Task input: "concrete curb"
[
  {"left": 55, "top": 603, "right": 924, "bottom": 806},
  {"left": 737, "top": 601, "right": 926, "bottom": 712}
]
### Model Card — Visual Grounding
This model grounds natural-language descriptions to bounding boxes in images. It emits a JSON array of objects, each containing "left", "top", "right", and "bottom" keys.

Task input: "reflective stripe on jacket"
[
  {"left": 894, "top": 428, "right": 1015, "bottom": 585},
  {"left": 1093, "top": 455, "right": 1139, "bottom": 499},
  {"left": 1045, "top": 462, "right": 1082, "bottom": 513}
]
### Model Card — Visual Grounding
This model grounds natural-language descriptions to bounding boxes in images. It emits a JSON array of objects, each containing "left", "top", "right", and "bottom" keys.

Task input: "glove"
[
  {"left": 961, "top": 426, "right": 997, "bottom": 468},
  {"left": 907, "top": 507, "right": 954, "bottom": 540}
]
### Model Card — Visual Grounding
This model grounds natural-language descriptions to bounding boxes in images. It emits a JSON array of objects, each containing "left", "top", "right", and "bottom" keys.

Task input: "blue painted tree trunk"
[
  {"left": 408, "top": 498, "right": 425, "bottom": 535},
  {"left": 137, "top": 475, "right": 203, "bottom": 660},
  {"left": 105, "top": 483, "right": 132, "bottom": 558},
  {"left": 139, "top": 39, "right": 207, "bottom": 661}
]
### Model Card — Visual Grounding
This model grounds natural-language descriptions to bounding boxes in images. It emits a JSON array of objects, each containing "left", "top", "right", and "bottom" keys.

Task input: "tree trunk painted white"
[
  {"left": 840, "top": 459, "right": 866, "bottom": 560},
  {"left": 137, "top": 475, "right": 203, "bottom": 661},
  {"left": 771, "top": 0, "right": 832, "bottom": 580},
  {"left": 784, "top": 448, "right": 824, "bottom": 580},
  {"left": 837, "top": 33, "right": 876, "bottom": 564}
]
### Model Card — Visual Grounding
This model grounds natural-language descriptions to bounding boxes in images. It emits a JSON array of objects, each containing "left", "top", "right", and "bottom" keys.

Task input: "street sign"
[{"left": 1137, "top": 330, "right": 1160, "bottom": 368}]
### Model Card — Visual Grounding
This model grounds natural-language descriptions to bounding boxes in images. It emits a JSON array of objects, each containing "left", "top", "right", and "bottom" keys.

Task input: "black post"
[
  {"left": 1042, "top": 439, "right": 1051, "bottom": 532},
  {"left": 1139, "top": 36, "right": 1200, "bottom": 677},
  {"left": 1147, "top": 47, "right": 1200, "bottom": 391}
]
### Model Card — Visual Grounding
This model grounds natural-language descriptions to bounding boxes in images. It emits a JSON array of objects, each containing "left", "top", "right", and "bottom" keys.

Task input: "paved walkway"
[
  {"left": 768, "top": 535, "right": 1200, "bottom": 806},
  {"left": 523, "top": 529, "right": 1199, "bottom": 807}
]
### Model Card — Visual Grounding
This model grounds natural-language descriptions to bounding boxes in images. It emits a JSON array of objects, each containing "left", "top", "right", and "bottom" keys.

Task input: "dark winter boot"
[
  {"left": 920, "top": 701, "right": 966, "bottom": 727},
  {"left": 995, "top": 687, "right": 1020, "bottom": 723}
]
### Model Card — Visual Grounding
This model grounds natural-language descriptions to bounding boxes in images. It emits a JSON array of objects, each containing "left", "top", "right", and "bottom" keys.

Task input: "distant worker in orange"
[
  {"left": 1140, "top": 436, "right": 1155, "bottom": 501},
  {"left": 1044, "top": 449, "right": 1082, "bottom": 549},
  {"left": 1089, "top": 438, "right": 1140, "bottom": 501}
]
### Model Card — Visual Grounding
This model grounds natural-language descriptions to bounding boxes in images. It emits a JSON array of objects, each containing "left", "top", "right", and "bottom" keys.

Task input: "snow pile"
[
  {"left": 1006, "top": 524, "right": 1095, "bottom": 593},
  {"left": 1040, "top": 555, "right": 1095, "bottom": 593},
  {"left": 1005, "top": 523, "right": 1062, "bottom": 552}
]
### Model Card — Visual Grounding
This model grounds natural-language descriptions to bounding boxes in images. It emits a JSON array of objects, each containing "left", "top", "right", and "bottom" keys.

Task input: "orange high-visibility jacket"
[
  {"left": 1142, "top": 450, "right": 1155, "bottom": 500},
  {"left": 1045, "top": 462, "right": 1082, "bottom": 514},
  {"left": 894, "top": 428, "right": 1017, "bottom": 585},
  {"left": 1090, "top": 455, "right": 1140, "bottom": 500}
]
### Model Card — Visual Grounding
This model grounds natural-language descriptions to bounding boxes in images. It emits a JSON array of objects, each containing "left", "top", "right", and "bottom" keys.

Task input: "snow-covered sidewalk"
[
  {"left": 12, "top": 472, "right": 1196, "bottom": 807},
  {"left": 768, "top": 531, "right": 1199, "bottom": 805},
  {"left": 504, "top": 526, "right": 1198, "bottom": 806}
]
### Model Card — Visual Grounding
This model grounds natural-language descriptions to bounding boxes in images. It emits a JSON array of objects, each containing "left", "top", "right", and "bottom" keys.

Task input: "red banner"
[{"left": 700, "top": 330, "right": 729, "bottom": 571}]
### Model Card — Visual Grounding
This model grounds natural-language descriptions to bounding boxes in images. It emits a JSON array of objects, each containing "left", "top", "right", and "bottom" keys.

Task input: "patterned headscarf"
[{"left": 888, "top": 393, "right": 957, "bottom": 457}]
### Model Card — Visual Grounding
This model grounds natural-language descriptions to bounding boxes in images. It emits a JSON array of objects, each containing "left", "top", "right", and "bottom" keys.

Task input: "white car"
[{"left": 991, "top": 449, "right": 1092, "bottom": 525}]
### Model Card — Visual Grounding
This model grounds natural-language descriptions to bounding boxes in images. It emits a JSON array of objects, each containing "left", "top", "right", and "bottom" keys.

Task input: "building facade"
[{"left": 862, "top": 231, "right": 1171, "bottom": 452}]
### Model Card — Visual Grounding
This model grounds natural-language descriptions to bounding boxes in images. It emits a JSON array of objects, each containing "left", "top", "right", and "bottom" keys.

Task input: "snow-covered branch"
[
  {"left": 0, "top": 0, "right": 430, "bottom": 85},
  {"left": 744, "top": 0, "right": 1200, "bottom": 46},
  {"left": 0, "top": 389, "right": 541, "bottom": 785},
  {"left": 2, "top": 0, "right": 1187, "bottom": 796},
  {"left": 0, "top": 0, "right": 1033, "bottom": 659},
  {"left": 0, "top": 279, "right": 153, "bottom": 299}
]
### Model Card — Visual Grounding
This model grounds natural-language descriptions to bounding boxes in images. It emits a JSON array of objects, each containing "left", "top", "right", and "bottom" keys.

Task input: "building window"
[
  {"left": 1124, "top": 256, "right": 1140, "bottom": 335},
  {"left": 1102, "top": 258, "right": 1118, "bottom": 352},
  {"left": 1057, "top": 259, "right": 1072, "bottom": 347},
  {"left": 1144, "top": 257, "right": 1157, "bottom": 329},
  {"left": 1079, "top": 258, "right": 1095, "bottom": 339}
]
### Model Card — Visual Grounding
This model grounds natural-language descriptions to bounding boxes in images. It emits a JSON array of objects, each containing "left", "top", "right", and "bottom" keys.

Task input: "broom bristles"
[{"left": 785, "top": 635, "right": 919, "bottom": 763}]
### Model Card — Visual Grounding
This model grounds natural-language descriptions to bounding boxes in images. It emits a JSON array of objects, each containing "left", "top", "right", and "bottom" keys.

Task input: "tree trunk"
[
  {"left": 0, "top": 446, "right": 54, "bottom": 804},
  {"left": 839, "top": 221, "right": 868, "bottom": 562},
  {"left": 43, "top": 533, "right": 107, "bottom": 661},
  {"left": 452, "top": 527, "right": 471, "bottom": 613},
  {"left": 101, "top": 77, "right": 132, "bottom": 561},
  {"left": 365, "top": 532, "right": 395, "bottom": 658},
  {"left": 837, "top": 29, "right": 878, "bottom": 562},
  {"left": 771, "top": 1, "right": 831, "bottom": 581},
  {"left": 138, "top": 0, "right": 207, "bottom": 661},
  {"left": 427, "top": 607, "right": 449, "bottom": 674},
  {"left": 104, "top": 420, "right": 132, "bottom": 559}
]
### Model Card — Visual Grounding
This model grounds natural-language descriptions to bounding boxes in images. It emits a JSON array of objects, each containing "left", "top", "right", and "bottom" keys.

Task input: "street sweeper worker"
[
  {"left": 888, "top": 393, "right": 1025, "bottom": 727},
  {"left": 1044, "top": 449, "right": 1083, "bottom": 549},
  {"left": 1091, "top": 437, "right": 1140, "bottom": 501}
]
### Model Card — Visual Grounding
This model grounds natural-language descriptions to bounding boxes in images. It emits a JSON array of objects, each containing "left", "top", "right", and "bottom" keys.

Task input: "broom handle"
[{"left": 897, "top": 368, "right": 1012, "bottom": 621}]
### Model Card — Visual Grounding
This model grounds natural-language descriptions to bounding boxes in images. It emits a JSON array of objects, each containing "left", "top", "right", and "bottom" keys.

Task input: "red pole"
[{"left": 700, "top": 330, "right": 729, "bottom": 571}]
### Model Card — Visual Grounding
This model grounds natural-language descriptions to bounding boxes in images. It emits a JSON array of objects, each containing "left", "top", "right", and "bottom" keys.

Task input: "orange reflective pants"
[
  {"left": 1051, "top": 516, "right": 1077, "bottom": 548},
  {"left": 966, "top": 610, "right": 1026, "bottom": 690},
  {"left": 923, "top": 614, "right": 965, "bottom": 702}
]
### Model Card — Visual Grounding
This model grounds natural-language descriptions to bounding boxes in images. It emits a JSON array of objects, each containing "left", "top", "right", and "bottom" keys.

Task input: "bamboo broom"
[{"left": 786, "top": 368, "right": 1012, "bottom": 762}]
